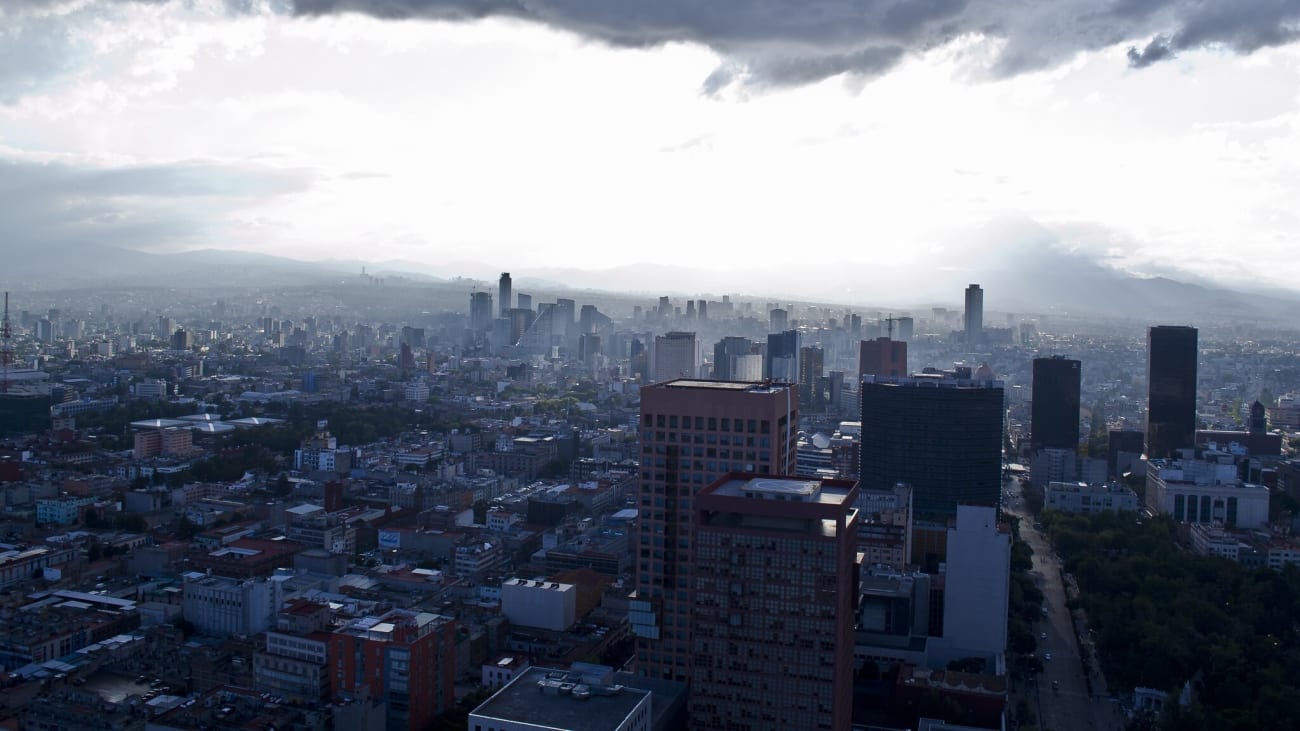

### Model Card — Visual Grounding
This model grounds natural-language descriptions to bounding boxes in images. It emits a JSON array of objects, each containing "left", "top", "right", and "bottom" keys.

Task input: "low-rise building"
[{"left": 1045, "top": 481, "right": 1140, "bottom": 514}]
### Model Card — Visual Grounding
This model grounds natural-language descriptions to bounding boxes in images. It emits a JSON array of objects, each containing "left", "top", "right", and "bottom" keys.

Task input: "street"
[{"left": 1006, "top": 480, "right": 1126, "bottom": 731}]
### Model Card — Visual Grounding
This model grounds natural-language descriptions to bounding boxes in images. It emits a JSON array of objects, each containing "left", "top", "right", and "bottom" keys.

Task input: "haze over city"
[{"left": 4, "top": 0, "right": 1300, "bottom": 300}]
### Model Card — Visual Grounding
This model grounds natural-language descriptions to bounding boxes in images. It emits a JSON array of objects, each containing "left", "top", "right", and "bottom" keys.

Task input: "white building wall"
[
  {"left": 183, "top": 575, "right": 280, "bottom": 636},
  {"left": 942, "top": 505, "right": 1010, "bottom": 661},
  {"left": 500, "top": 578, "right": 577, "bottom": 632}
]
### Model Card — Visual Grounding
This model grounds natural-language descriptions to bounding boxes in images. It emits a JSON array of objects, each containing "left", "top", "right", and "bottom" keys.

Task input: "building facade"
[
  {"left": 1031, "top": 356, "right": 1081, "bottom": 452},
  {"left": 1146, "top": 325, "right": 1198, "bottom": 460},
  {"left": 690, "top": 475, "right": 859, "bottom": 731},
  {"left": 859, "top": 373, "right": 1004, "bottom": 520},
  {"left": 633, "top": 379, "right": 798, "bottom": 682}
]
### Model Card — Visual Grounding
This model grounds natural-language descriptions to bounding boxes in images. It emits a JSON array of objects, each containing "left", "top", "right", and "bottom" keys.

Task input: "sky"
[{"left": 3, "top": 0, "right": 1300, "bottom": 301}]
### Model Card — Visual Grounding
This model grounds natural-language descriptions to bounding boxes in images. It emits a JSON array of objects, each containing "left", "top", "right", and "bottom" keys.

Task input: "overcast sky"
[{"left": 3, "top": 0, "right": 1299, "bottom": 299}]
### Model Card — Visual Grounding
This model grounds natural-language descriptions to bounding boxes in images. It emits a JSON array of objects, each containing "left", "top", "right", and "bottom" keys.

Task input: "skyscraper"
[
  {"left": 769, "top": 307, "right": 789, "bottom": 333},
  {"left": 498, "top": 272, "right": 512, "bottom": 316},
  {"left": 1031, "top": 356, "right": 1081, "bottom": 452},
  {"left": 1146, "top": 325, "right": 1198, "bottom": 460},
  {"left": 860, "top": 372, "right": 1004, "bottom": 520},
  {"left": 632, "top": 380, "right": 799, "bottom": 682},
  {"left": 712, "top": 336, "right": 757, "bottom": 381},
  {"left": 859, "top": 337, "right": 907, "bottom": 380},
  {"left": 690, "top": 474, "right": 859, "bottom": 730},
  {"left": 651, "top": 331, "right": 700, "bottom": 382},
  {"left": 798, "top": 345, "right": 824, "bottom": 407},
  {"left": 469, "top": 291, "right": 494, "bottom": 332},
  {"left": 765, "top": 329, "right": 800, "bottom": 382},
  {"left": 964, "top": 283, "right": 983, "bottom": 344}
]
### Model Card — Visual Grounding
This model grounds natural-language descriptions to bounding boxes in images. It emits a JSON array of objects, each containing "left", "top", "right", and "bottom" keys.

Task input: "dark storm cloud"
[
  {"left": 289, "top": 0, "right": 1300, "bottom": 87},
  {"left": 0, "top": 157, "right": 315, "bottom": 250}
]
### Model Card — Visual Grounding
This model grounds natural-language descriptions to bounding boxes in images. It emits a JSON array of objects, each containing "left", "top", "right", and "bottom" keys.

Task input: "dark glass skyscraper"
[
  {"left": 1146, "top": 325, "right": 1198, "bottom": 460},
  {"left": 1031, "top": 356, "right": 1081, "bottom": 451},
  {"left": 860, "top": 373, "right": 1004, "bottom": 520},
  {"left": 765, "top": 329, "right": 800, "bottom": 382}
]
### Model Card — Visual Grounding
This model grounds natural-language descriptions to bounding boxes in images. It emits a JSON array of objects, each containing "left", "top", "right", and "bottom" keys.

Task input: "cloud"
[
  {"left": 288, "top": 0, "right": 1300, "bottom": 88},
  {"left": 0, "top": 155, "right": 316, "bottom": 252}
]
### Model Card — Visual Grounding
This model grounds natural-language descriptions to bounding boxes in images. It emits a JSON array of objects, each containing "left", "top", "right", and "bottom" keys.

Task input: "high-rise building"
[
  {"left": 941, "top": 505, "right": 1011, "bottom": 661},
  {"left": 690, "top": 474, "right": 859, "bottom": 730},
  {"left": 769, "top": 308, "right": 789, "bottom": 333},
  {"left": 516, "top": 293, "right": 532, "bottom": 311},
  {"left": 799, "top": 345, "right": 824, "bottom": 407},
  {"left": 1031, "top": 356, "right": 1081, "bottom": 452},
  {"left": 896, "top": 316, "right": 914, "bottom": 342},
  {"left": 859, "top": 337, "right": 907, "bottom": 380},
  {"left": 555, "top": 298, "right": 576, "bottom": 336},
  {"left": 964, "top": 284, "right": 983, "bottom": 344},
  {"left": 765, "top": 329, "right": 800, "bottom": 382},
  {"left": 1146, "top": 325, "right": 1198, "bottom": 460},
  {"left": 470, "top": 292, "right": 494, "bottom": 332},
  {"left": 498, "top": 272, "right": 512, "bottom": 316},
  {"left": 632, "top": 380, "right": 799, "bottom": 682},
  {"left": 329, "top": 609, "right": 457, "bottom": 731},
  {"left": 651, "top": 332, "right": 700, "bottom": 382},
  {"left": 860, "top": 373, "right": 1004, "bottom": 520},
  {"left": 712, "top": 336, "right": 756, "bottom": 381}
]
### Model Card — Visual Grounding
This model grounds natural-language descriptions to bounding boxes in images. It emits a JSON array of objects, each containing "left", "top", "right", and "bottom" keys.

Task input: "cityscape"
[
  {"left": 0, "top": 272, "right": 1296, "bottom": 731},
  {"left": 6, "top": 1, "right": 1300, "bottom": 730}
]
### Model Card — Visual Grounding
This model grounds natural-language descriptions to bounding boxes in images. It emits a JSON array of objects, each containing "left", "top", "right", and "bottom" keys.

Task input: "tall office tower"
[
  {"left": 859, "top": 337, "right": 907, "bottom": 379},
  {"left": 658, "top": 296, "right": 672, "bottom": 318},
  {"left": 769, "top": 308, "right": 789, "bottom": 333},
  {"left": 712, "top": 336, "right": 756, "bottom": 381},
  {"left": 329, "top": 609, "right": 457, "bottom": 731},
  {"left": 1031, "top": 356, "right": 1081, "bottom": 452},
  {"left": 799, "top": 345, "right": 825, "bottom": 407},
  {"left": 733, "top": 354, "right": 763, "bottom": 381},
  {"left": 505, "top": 308, "right": 533, "bottom": 346},
  {"left": 941, "top": 505, "right": 1011, "bottom": 660},
  {"left": 555, "top": 298, "right": 576, "bottom": 336},
  {"left": 578, "top": 304, "right": 599, "bottom": 334},
  {"left": 516, "top": 293, "right": 532, "bottom": 311},
  {"left": 651, "top": 331, "right": 700, "bottom": 382},
  {"left": 498, "top": 272, "right": 512, "bottom": 316},
  {"left": 849, "top": 313, "right": 862, "bottom": 337},
  {"left": 765, "top": 329, "right": 800, "bottom": 382},
  {"left": 469, "top": 292, "right": 494, "bottom": 332},
  {"left": 697, "top": 299, "right": 708, "bottom": 320},
  {"left": 896, "top": 316, "right": 914, "bottom": 342},
  {"left": 964, "top": 283, "right": 983, "bottom": 345},
  {"left": 690, "top": 474, "right": 859, "bottom": 730},
  {"left": 577, "top": 333, "right": 601, "bottom": 366},
  {"left": 633, "top": 379, "right": 799, "bottom": 682},
  {"left": 860, "top": 372, "right": 1004, "bottom": 520},
  {"left": 685, "top": 300, "right": 696, "bottom": 319},
  {"left": 1147, "top": 325, "right": 1199, "bottom": 460}
]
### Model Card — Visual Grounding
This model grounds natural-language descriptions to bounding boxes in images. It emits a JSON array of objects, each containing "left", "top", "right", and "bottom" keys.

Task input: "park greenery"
[{"left": 1040, "top": 510, "right": 1300, "bottom": 730}]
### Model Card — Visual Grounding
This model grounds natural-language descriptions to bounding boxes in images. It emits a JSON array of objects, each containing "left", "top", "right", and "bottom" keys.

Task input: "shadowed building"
[
  {"left": 1031, "top": 356, "right": 1081, "bottom": 452},
  {"left": 632, "top": 380, "right": 798, "bottom": 682},
  {"left": 1146, "top": 325, "right": 1198, "bottom": 460}
]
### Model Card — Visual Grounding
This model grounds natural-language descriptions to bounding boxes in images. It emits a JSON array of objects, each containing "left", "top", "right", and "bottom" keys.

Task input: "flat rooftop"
[
  {"left": 710, "top": 475, "right": 854, "bottom": 506},
  {"left": 472, "top": 667, "right": 650, "bottom": 731},
  {"left": 656, "top": 378, "right": 791, "bottom": 393}
]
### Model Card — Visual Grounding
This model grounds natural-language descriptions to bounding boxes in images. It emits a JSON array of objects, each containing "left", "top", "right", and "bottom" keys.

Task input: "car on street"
[
  {"left": 1040, "top": 632, "right": 1047, "bottom": 639},
  {"left": 1045, "top": 653, "right": 1053, "bottom": 661}
]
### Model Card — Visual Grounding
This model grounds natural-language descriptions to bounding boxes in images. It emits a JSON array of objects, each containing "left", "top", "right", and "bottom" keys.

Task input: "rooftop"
[
  {"left": 472, "top": 666, "right": 651, "bottom": 731},
  {"left": 654, "top": 378, "right": 792, "bottom": 393}
]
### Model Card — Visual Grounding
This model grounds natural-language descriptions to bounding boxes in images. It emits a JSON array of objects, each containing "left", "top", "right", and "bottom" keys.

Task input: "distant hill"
[{"left": 1, "top": 240, "right": 1294, "bottom": 326}]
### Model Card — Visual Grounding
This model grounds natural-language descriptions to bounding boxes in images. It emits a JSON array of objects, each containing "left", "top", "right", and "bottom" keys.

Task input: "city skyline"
[{"left": 3, "top": 2, "right": 1300, "bottom": 298}]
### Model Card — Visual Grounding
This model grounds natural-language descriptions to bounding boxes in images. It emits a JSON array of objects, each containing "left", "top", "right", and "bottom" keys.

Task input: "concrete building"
[
  {"left": 182, "top": 572, "right": 285, "bottom": 636},
  {"left": 1146, "top": 451, "right": 1269, "bottom": 529},
  {"left": 1045, "top": 481, "right": 1140, "bottom": 514},
  {"left": 498, "top": 272, "right": 512, "bottom": 316},
  {"left": 940, "top": 506, "right": 1010, "bottom": 664},
  {"left": 633, "top": 379, "right": 799, "bottom": 682},
  {"left": 651, "top": 331, "right": 700, "bottom": 383},
  {"left": 859, "top": 337, "right": 907, "bottom": 380},
  {"left": 500, "top": 577, "right": 577, "bottom": 632},
  {"left": 330, "top": 609, "right": 457, "bottom": 731},
  {"left": 765, "top": 329, "right": 800, "bottom": 382},
  {"left": 690, "top": 474, "right": 860, "bottom": 731}
]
